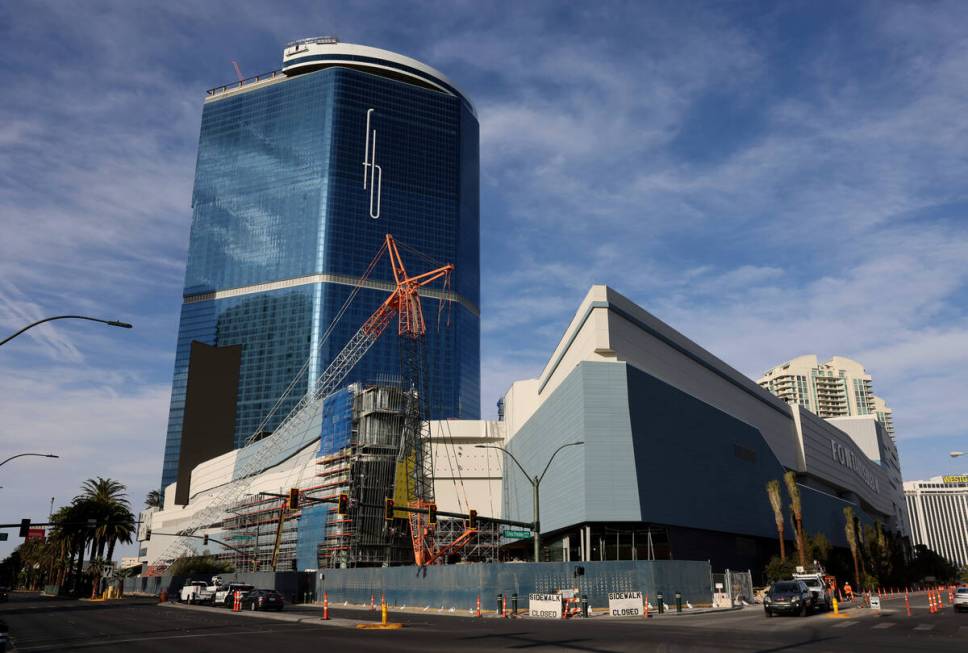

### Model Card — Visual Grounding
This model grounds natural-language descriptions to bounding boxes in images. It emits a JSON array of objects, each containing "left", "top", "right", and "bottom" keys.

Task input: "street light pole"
[
  {"left": 0, "top": 452, "right": 59, "bottom": 468},
  {"left": 1, "top": 315, "right": 132, "bottom": 347},
  {"left": 476, "top": 441, "right": 584, "bottom": 562}
]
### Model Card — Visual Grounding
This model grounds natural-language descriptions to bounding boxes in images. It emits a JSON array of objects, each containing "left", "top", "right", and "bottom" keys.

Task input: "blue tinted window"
[{"left": 161, "top": 65, "right": 479, "bottom": 490}]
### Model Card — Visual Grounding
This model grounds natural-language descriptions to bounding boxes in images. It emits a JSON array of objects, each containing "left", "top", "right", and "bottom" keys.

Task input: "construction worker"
[{"left": 843, "top": 581, "right": 854, "bottom": 602}]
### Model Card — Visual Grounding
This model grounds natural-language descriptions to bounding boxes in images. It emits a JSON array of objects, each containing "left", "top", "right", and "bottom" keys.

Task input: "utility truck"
[
  {"left": 793, "top": 567, "right": 832, "bottom": 611},
  {"left": 179, "top": 580, "right": 212, "bottom": 605}
]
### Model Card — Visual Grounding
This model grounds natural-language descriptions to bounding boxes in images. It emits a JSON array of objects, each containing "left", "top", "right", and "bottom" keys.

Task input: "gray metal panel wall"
[
  {"left": 798, "top": 408, "right": 894, "bottom": 518},
  {"left": 504, "top": 363, "right": 593, "bottom": 532},
  {"left": 316, "top": 560, "right": 712, "bottom": 608},
  {"left": 606, "top": 303, "right": 802, "bottom": 471},
  {"left": 626, "top": 364, "right": 788, "bottom": 540}
]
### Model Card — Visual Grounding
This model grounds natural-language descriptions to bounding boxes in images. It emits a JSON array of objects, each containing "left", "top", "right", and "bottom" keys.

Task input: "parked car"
[
  {"left": 764, "top": 580, "right": 816, "bottom": 617},
  {"left": 215, "top": 583, "right": 254, "bottom": 608},
  {"left": 240, "top": 589, "right": 284, "bottom": 612},
  {"left": 954, "top": 587, "right": 968, "bottom": 613}
]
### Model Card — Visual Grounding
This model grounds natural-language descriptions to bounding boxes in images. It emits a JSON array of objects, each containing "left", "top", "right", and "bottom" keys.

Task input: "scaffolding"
[
  {"left": 317, "top": 383, "right": 415, "bottom": 568},
  {"left": 219, "top": 494, "right": 300, "bottom": 571}
]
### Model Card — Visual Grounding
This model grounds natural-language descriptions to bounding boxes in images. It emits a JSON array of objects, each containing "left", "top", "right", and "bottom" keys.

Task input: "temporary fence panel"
[{"left": 316, "top": 559, "right": 712, "bottom": 609}]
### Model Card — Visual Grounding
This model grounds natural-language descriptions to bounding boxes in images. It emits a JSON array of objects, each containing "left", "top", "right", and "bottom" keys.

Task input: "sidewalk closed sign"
[
  {"left": 529, "top": 593, "right": 562, "bottom": 618},
  {"left": 608, "top": 591, "right": 643, "bottom": 617}
]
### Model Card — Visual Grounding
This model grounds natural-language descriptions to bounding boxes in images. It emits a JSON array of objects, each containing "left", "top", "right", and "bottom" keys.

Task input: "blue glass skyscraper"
[{"left": 161, "top": 38, "right": 479, "bottom": 493}]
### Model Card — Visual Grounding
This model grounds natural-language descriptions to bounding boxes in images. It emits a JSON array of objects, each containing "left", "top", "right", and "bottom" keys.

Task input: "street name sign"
[{"left": 502, "top": 530, "right": 532, "bottom": 539}]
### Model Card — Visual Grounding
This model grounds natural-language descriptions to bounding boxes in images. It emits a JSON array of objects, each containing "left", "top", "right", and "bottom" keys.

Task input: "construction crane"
[{"left": 157, "top": 234, "right": 466, "bottom": 568}]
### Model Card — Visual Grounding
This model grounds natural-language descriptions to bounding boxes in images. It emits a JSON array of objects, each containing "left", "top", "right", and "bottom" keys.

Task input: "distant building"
[
  {"left": 758, "top": 355, "right": 896, "bottom": 441},
  {"left": 904, "top": 475, "right": 968, "bottom": 567},
  {"left": 160, "top": 37, "right": 481, "bottom": 496}
]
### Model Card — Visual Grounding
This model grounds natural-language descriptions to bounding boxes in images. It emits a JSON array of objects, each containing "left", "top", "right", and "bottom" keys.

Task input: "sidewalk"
[{"left": 160, "top": 600, "right": 363, "bottom": 628}]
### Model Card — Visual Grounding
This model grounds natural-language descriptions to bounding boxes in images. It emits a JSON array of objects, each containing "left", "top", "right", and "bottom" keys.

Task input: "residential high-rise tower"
[
  {"left": 160, "top": 38, "right": 480, "bottom": 494},
  {"left": 758, "top": 355, "right": 896, "bottom": 441}
]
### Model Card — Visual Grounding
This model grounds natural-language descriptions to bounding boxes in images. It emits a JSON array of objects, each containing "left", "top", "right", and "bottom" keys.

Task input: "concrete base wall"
[{"left": 317, "top": 560, "right": 712, "bottom": 609}]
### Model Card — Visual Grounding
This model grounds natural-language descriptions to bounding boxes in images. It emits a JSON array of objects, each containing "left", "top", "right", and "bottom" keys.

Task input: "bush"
[{"left": 765, "top": 556, "right": 797, "bottom": 582}]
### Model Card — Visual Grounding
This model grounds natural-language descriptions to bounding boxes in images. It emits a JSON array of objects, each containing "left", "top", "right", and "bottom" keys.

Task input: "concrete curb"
[{"left": 159, "top": 599, "right": 362, "bottom": 628}]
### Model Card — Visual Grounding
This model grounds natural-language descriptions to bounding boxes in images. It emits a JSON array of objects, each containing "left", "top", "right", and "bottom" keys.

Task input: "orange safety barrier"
[
  {"left": 322, "top": 592, "right": 329, "bottom": 620},
  {"left": 645, "top": 592, "right": 650, "bottom": 619},
  {"left": 370, "top": 594, "right": 375, "bottom": 611},
  {"left": 233, "top": 590, "right": 241, "bottom": 612},
  {"left": 904, "top": 590, "right": 911, "bottom": 617},
  {"left": 475, "top": 594, "right": 481, "bottom": 618},
  {"left": 502, "top": 594, "right": 507, "bottom": 619}
]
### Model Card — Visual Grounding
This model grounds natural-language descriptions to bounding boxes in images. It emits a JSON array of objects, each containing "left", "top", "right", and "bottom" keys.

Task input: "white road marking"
[
  {"left": 872, "top": 623, "right": 895, "bottom": 629},
  {"left": 832, "top": 621, "right": 858, "bottom": 628},
  {"left": 913, "top": 624, "right": 934, "bottom": 631}
]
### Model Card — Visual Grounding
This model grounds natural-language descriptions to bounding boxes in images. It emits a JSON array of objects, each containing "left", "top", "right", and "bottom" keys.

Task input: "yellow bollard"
[{"left": 382, "top": 600, "right": 389, "bottom": 625}]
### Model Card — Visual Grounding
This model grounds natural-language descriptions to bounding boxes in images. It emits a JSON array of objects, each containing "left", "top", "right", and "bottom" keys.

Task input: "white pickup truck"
[
  {"left": 179, "top": 581, "right": 213, "bottom": 605},
  {"left": 792, "top": 572, "right": 831, "bottom": 611}
]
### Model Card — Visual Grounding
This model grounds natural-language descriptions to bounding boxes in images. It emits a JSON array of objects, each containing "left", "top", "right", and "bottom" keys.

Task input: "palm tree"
[
  {"left": 784, "top": 471, "right": 806, "bottom": 568},
  {"left": 766, "top": 480, "right": 786, "bottom": 560},
  {"left": 843, "top": 506, "right": 861, "bottom": 589},
  {"left": 76, "top": 478, "right": 130, "bottom": 562},
  {"left": 104, "top": 502, "right": 135, "bottom": 563},
  {"left": 145, "top": 489, "right": 161, "bottom": 509}
]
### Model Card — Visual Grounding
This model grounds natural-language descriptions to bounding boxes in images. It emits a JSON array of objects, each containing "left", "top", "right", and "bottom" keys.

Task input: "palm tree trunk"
[
  {"left": 777, "top": 523, "right": 786, "bottom": 561},
  {"left": 107, "top": 538, "right": 116, "bottom": 563}
]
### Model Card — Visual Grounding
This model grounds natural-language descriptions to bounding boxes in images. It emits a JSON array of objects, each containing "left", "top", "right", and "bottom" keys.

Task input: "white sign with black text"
[
  {"left": 608, "top": 591, "right": 643, "bottom": 617},
  {"left": 528, "top": 593, "right": 562, "bottom": 619}
]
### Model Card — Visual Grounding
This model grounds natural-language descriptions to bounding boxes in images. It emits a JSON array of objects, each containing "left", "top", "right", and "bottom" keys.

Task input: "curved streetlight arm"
[
  {"left": 476, "top": 444, "right": 535, "bottom": 487},
  {"left": 1, "top": 315, "right": 133, "bottom": 347},
  {"left": 0, "top": 452, "right": 59, "bottom": 467},
  {"left": 537, "top": 441, "right": 585, "bottom": 485},
  {"left": 950, "top": 452, "right": 965, "bottom": 458}
]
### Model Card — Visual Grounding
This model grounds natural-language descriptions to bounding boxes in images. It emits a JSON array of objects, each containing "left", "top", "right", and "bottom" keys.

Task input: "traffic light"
[
  {"left": 203, "top": 534, "right": 209, "bottom": 546},
  {"left": 288, "top": 487, "right": 300, "bottom": 510},
  {"left": 19, "top": 519, "right": 30, "bottom": 538},
  {"left": 468, "top": 509, "right": 477, "bottom": 529},
  {"left": 384, "top": 498, "right": 395, "bottom": 521},
  {"left": 337, "top": 493, "right": 349, "bottom": 515},
  {"left": 428, "top": 503, "right": 437, "bottom": 525}
]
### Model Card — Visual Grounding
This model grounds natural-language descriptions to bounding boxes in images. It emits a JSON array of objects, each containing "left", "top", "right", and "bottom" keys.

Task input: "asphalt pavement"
[{"left": 0, "top": 590, "right": 964, "bottom": 652}]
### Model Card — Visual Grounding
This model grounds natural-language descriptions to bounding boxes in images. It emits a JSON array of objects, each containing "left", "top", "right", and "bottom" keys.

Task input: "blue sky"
[{"left": 2, "top": 0, "right": 967, "bottom": 559}]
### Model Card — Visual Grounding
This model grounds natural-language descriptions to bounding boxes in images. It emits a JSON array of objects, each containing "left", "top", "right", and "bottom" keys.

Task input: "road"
[{"left": 0, "top": 590, "right": 965, "bottom": 651}]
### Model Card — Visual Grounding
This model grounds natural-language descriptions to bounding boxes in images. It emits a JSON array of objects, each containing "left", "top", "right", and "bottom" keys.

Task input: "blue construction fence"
[{"left": 317, "top": 560, "right": 713, "bottom": 609}]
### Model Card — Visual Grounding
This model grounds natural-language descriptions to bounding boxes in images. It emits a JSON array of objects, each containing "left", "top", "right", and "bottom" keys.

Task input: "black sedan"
[
  {"left": 240, "top": 589, "right": 284, "bottom": 612},
  {"left": 764, "top": 580, "right": 816, "bottom": 617}
]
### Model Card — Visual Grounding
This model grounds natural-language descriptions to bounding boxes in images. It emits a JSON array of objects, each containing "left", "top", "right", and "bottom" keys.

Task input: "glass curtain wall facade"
[{"left": 161, "top": 60, "right": 480, "bottom": 490}]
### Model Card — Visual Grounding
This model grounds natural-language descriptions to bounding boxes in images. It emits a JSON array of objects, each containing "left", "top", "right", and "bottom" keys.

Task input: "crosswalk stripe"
[
  {"left": 913, "top": 624, "right": 934, "bottom": 631},
  {"left": 832, "top": 621, "right": 858, "bottom": 628},
  {"left": 872, "top": 623, "right": 895, "bottom": 629}
]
